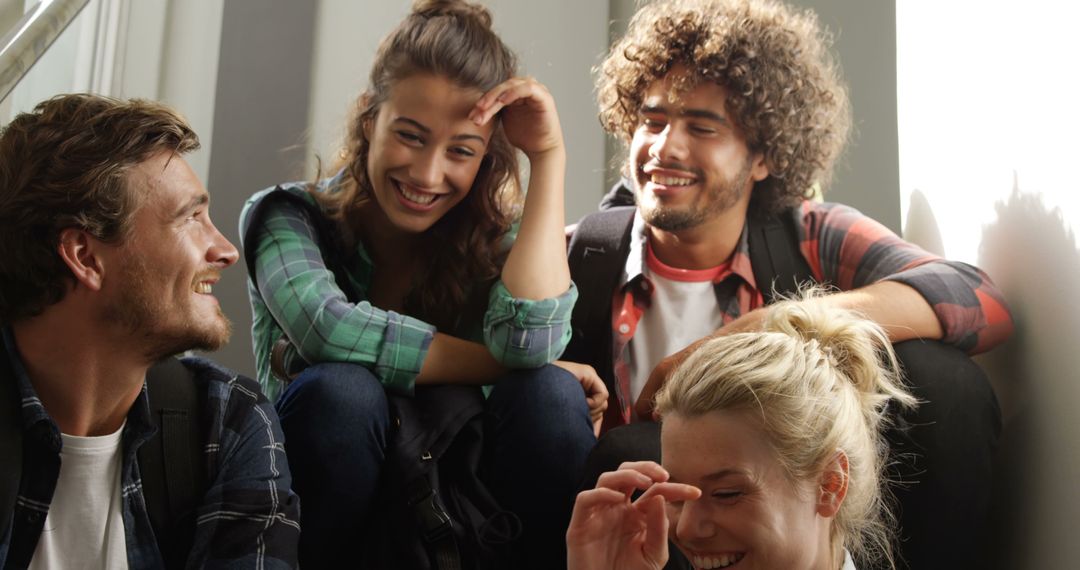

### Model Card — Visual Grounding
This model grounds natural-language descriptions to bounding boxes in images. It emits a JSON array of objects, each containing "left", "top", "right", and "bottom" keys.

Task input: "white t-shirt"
[
  {"left": 30, "top": 423, "right": 129, "bottom": 570},
  {"left": 628, "top": 242, "right": 725, "bottom": 402}
]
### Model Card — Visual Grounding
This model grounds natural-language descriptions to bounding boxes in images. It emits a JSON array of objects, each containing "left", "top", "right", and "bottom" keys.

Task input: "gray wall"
[{"left": 199, "top": 0, "right": 316, "bottom": 375}]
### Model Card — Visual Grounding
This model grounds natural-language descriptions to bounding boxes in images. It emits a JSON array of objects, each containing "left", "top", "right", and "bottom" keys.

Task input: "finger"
[
  {"left": 472, "top": 79, "right": 549, "bottom": 125},
  {"left": 595, "top": 467, "right": 664, "bottom": 495},
  {"left": 639, "top": 495, "right": 671, "bottom": 563},
  {"left": 615, "top": 461, "right": 668, "bottom": 482},
  {"left": 472, "top": 77, "right": 526, "bottom": 113},
  {"left": 639, "top": 482, "right": 702, "bottom": 504},
  {"left": 572, "top": 487, "right": 632, "bottom": 515},
  {"left": 593, "top": 416, "right": 602, "bottom": 438}
]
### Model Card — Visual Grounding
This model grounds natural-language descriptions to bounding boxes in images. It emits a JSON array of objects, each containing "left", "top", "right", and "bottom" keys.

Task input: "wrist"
[{"left": 524, "top": 143, "right": 566, "bottom": 166}]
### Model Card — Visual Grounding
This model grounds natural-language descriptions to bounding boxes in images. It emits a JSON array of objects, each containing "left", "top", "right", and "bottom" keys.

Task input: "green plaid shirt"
[{"left": 240, "top": 179, "right": 577, "bottom": 401}]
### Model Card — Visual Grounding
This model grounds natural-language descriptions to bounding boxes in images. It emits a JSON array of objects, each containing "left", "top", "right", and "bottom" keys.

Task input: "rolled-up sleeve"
[
  {"left": 483, "top": 280, "right": 578, "bottom": 368},
  {"left": 251, "top": 197, "right": 435, "bottom": 394},
  {"left": 800, "top": 202, "right": 1013, "bottom": 354}
]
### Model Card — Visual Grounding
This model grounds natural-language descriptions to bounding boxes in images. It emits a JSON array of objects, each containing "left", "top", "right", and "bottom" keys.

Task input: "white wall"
[{"left": 897, "top": 2, "right": 1080, "bottom": 567}]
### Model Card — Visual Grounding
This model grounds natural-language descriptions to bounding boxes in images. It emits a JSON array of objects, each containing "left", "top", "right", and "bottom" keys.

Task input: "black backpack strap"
[
  {"left": 138, "top": 357, "right": 207, "bottom": 570},
  {"left": 0, "top": 351, "right": 22, "bottom": 546},
  {"left": 747, "top": 206, "right": 815, "bottom": 304},
  {"left": 565, "top": 206, "right": 636, "bottom": 413}
]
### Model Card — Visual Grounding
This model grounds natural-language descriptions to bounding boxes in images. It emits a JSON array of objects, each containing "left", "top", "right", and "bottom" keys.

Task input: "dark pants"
[
  {"left": 277, "top": 363, "right": 596, "bottom": 569},
  {"left": 580, "top": 340, "right": 1001, "bottom": 570}
]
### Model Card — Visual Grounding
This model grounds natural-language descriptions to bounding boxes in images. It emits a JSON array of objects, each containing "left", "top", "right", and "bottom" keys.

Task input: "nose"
[
  {"left": 673, "top": 497, "right": 714, "bottom": 544},
  {"left": 409, "top": 147, "right": 445, "bottom": 189},
  {"left": 206, "top": 220, "right": 239, "bottom": 269},
  {"left": 649, "top": 124, "right": 689, "bottom": 164}
]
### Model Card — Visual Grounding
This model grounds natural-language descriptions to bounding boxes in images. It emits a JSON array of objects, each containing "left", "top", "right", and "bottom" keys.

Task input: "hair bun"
[
  {"left": 411, "top": 0, "right": 492, "bottom": 29},
  {"left": 762, "top": 287, "right": 917, "bottom": 418}
]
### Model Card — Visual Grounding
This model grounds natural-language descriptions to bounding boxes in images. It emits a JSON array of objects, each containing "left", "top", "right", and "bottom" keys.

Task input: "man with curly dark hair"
[
  {"left": 0, "top": 94, "right": 299, "bottom": 569},
  {"left": 564, "top": 0, "right": 1013, "bottom": 568}
]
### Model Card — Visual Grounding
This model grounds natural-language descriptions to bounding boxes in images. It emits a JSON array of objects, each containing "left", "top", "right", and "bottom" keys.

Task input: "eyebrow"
[
  {"left": 392, "top": 116, "right": 487, "bottom": 145},
  {"left": 170, "top": 193, "right": 209, "bottom": 220},
  {"left": 641, "top": 103, "right": 729, "bottom": 125},
  {"left": 669, "top": 468, "right": 749, "bottom": 484}
]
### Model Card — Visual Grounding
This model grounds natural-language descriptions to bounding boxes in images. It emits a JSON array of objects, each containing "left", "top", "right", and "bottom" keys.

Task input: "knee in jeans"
[
  {"left": 510, "top": 365, "right": 587, "bottom": 409},
  {"left": 286, "top": 362, "right": 389, "bottom": 422}
]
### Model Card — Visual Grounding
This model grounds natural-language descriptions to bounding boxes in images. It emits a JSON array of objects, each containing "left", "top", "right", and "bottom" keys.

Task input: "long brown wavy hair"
[
  {"left": 598, "top": 0, "right": 852, "bottom": 216},
  {"left": 315, "top": 0, "right": 521, "bottom": 331}
]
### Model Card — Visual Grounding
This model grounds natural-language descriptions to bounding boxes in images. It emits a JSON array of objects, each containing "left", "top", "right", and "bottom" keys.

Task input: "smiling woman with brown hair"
[
  {"left": 567, "top": 291, "right": 916, "bottom": 570},
  {"left": 239, "top": 1, "right": 603, "bottom": 567}
]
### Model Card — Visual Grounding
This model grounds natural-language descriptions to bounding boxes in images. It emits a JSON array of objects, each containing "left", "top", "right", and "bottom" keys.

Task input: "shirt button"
[{"left": 618, "top": 323, "right": 631, "bottom": 335}]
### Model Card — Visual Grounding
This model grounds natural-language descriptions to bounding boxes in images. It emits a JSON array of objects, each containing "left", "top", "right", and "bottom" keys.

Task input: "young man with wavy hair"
[
  {"left": 566, "top": 0, "right": 1013, "bottom": 567},
  {"left": 0, "top": 94, "right": 299, "bottom": 569}
]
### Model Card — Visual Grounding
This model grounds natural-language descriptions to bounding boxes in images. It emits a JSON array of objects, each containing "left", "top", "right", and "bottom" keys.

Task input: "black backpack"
[
  {"left": 0, "top": 355, "right": 207, "bottom": 570},
  {"left": 564, "top": 180, "right": 812, "bottom": 415},
  {"left": 241, "top": 188, "right": 517, "bottom": 570}
]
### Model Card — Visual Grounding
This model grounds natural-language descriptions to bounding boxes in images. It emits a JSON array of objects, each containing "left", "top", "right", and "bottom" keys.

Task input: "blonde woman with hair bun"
[{"left": 568, "top": 290, "right": 916, "bottom": 570}]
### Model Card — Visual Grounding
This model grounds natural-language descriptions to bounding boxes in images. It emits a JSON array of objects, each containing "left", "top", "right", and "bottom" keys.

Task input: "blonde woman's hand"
[
  {"left": 567, "top": 461, "right": 701, "bottom": 570},
  {"left": 554, "top": 360, "right": 609, "bottom": 436},
  {"left": 470, "top": 77, "right": 564, "bottom": 160}
]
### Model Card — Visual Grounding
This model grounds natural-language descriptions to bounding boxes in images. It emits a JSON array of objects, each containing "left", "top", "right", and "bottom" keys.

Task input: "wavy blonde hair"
[{"left": 655, "top": 290, "right": 916, "bottom": 568}]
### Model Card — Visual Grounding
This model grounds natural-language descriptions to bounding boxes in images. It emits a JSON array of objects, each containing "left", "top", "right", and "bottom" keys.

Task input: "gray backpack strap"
[
  {"left": 747, "top": 207, "right": 814, "bottom": 303},
  {"left": 138, "top": 357, "right": 206, "bottom": 570},
  {"left": 564, "top": 206, "right": 636, "bottom": 415}
]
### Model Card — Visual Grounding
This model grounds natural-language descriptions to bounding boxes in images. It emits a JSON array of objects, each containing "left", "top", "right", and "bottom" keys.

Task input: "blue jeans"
[{"left": 276, "top": 363, "right": 596, "bottom": 568}]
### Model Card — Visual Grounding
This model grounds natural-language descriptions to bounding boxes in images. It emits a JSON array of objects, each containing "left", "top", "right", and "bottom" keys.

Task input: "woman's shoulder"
[{"left": 241, "top": 172, "right": 349, "bottom": 229}]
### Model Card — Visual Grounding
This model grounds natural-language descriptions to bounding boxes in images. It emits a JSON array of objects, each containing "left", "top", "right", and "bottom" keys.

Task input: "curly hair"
[
  {"left": 598, "top": 0, "right": 851, "bottom": 216},
  {"left": 656, "top": 288, "right": 916, "bottom": 569},
  {"left": 0, "top": 94, "right": 199, "bottom": 323},
  {"left": 316, "top": 0, "right": 520, "bottom": 331}
]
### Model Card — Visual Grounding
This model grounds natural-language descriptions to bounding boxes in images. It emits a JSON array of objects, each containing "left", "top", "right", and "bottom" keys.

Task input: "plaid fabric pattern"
[
  {"left": 607, "top": 201, "right": 1013, "bottom": 423},
  {"left": 0, "top": 331, "right": 299, "bottom": 570},
  {"left": 241, "top": 181, "right": 577, "bottom": 402}
]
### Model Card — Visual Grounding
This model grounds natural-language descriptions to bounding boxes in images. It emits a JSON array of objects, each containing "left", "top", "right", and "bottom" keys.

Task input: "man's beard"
[
  {"left": 103, "top": 257, "right": 231, "bottom": 362},
  {"left": 637, "top": 157, "right": 753, "bottom": 232}
]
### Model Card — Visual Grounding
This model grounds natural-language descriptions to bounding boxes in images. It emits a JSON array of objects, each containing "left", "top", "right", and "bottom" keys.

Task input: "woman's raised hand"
[
  {"left": 567, "top": 462, "right": 701, "bottom": 570},
  {"left": 470, "top": 77, "right": 564, "bottom": 160}
]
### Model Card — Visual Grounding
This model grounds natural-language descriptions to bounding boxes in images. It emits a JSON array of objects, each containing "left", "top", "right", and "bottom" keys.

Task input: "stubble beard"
[
  {"left": 103, "top": 257, "right": 232, "bottom": 362},
  {"left": 636, "top": 158, "right": 753, "bottom": 233}
]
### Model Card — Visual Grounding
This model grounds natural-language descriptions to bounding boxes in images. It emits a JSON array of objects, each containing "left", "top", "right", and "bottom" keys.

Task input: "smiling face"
[
  {"left": 98, "top": 151, "right": 238, "bottom": 360},
  {"left": 629, "top": 72, "right": 768, "bottom": 233},
  {"left": 363, "top": 73, "right": 494, "bottom": 237},
  {"left": 662, "top": 410, "right": 835, "bottom": 570}
]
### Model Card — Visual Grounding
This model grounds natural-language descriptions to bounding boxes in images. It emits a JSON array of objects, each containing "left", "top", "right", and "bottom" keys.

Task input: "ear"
[
  {"left": 57, "top": 228, "right": 107, "bottom": 292},
  {"left": 750, "top": 151, "right": 769, "bottom": 183},
  {"left": 816, "top": 450, "right": 849, "bottom": 518}
]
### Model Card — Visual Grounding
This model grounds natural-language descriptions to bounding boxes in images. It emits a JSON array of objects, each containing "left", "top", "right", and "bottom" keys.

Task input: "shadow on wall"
[{"left": 971, "top": 180, "right": 1080, "bottom": 569}]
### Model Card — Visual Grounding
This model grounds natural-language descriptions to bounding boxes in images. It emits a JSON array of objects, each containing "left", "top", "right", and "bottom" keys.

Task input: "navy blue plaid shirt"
[{"left": 0, "top": 330, "right": 300, "bottom": 569}]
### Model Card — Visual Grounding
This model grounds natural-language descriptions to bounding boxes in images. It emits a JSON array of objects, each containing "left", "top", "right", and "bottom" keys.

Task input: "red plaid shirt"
[{"left": 605, "top": 201, "right": 1013, "bottom": 426}]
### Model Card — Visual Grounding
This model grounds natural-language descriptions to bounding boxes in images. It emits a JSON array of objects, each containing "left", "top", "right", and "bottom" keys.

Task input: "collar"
[
  {"left": 621, "top": 210, "right": 760, "bottom": 292},
  {"left": 2, "top": 326, "right": 55, "bottom": 435},
  {"left": 1, "top": 326, "right": 156, "bottom": 450}
]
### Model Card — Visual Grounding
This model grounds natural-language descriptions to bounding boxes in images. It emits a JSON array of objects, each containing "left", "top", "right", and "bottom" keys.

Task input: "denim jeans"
[{"left": 276, "top": 363, "right": 596, "bottom": 568}]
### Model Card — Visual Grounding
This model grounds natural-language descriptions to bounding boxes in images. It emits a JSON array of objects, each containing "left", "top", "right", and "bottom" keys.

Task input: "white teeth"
[
  {"left": 651, "top": 174, "right": 695, "bottom": 186},
  {"left": 691, "top": 553, "right": 743, "bottom": 569},
  {"left": 398, "top": 183, "right": 437, "bottom": 205},
  {"left": 195, "top": 282, "right": 212, "bottom": 294}
]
